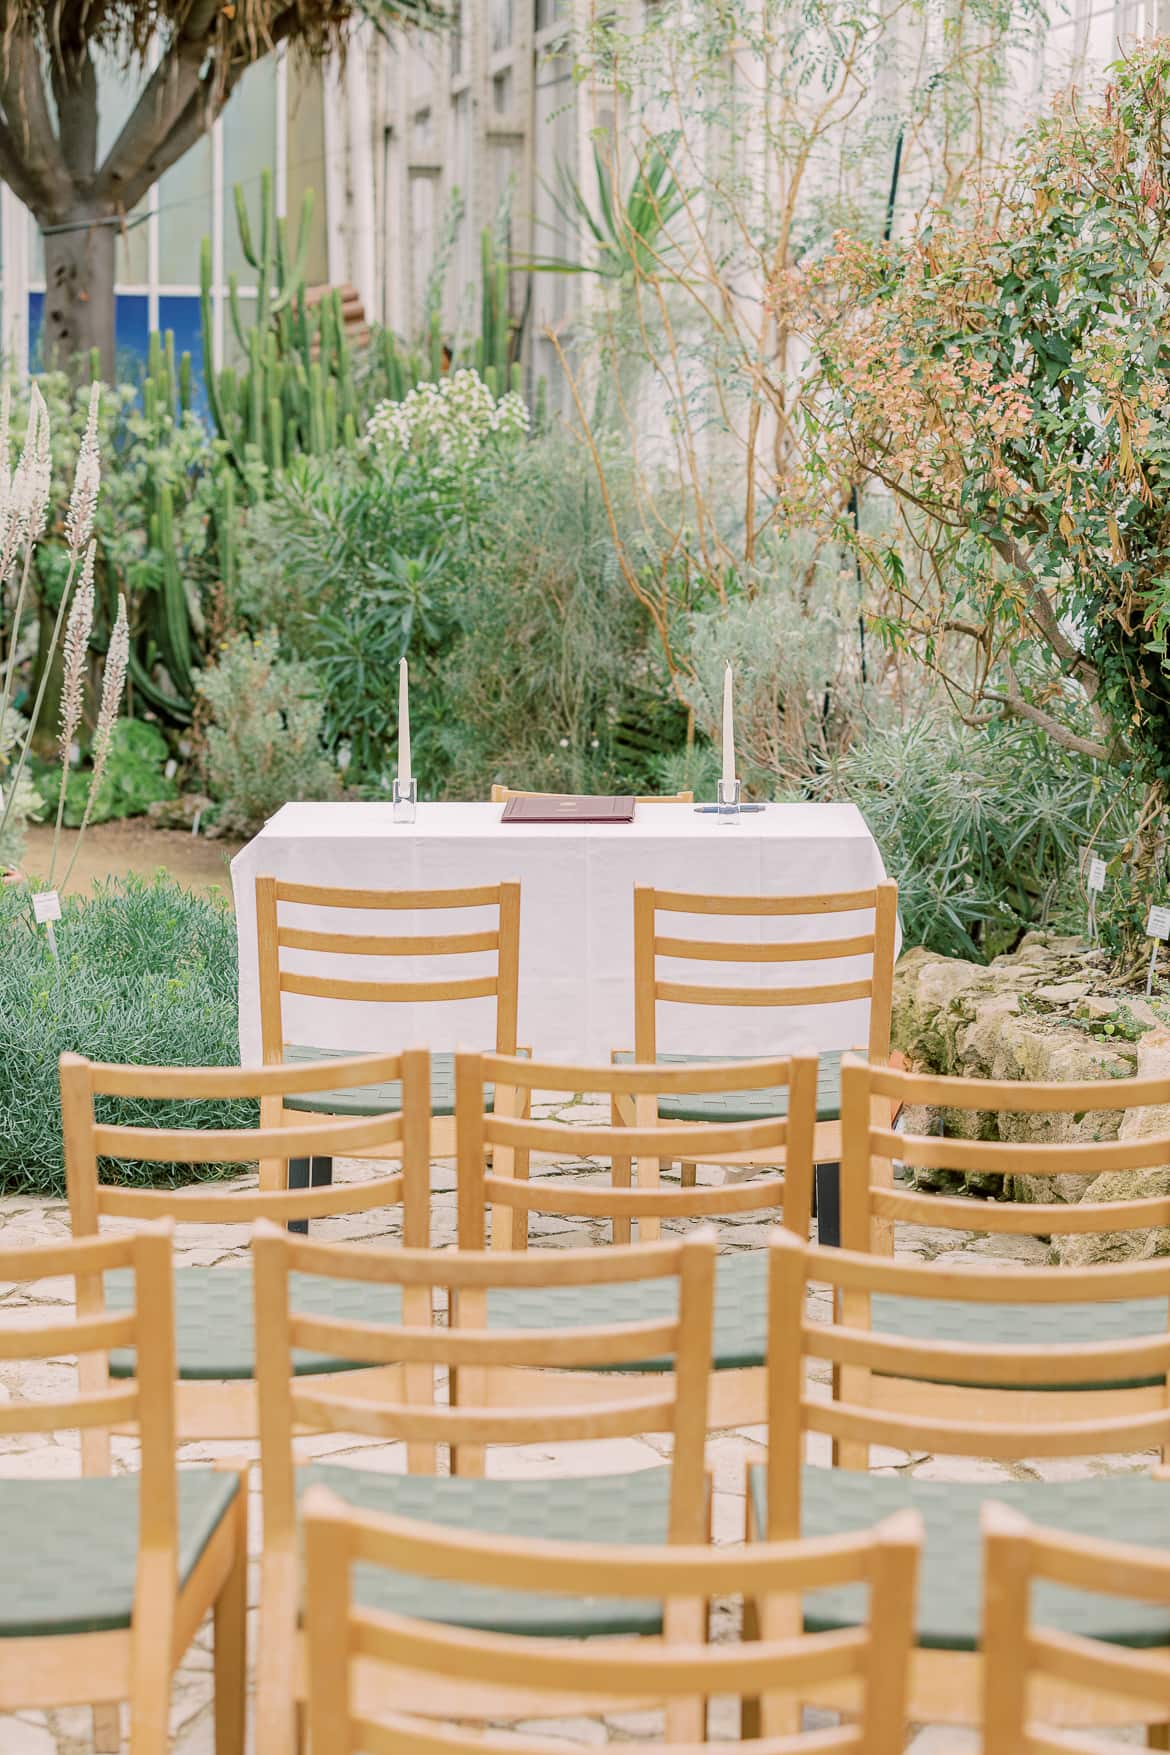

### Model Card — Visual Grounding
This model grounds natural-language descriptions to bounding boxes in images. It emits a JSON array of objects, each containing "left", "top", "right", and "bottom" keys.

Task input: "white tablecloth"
[{"left": 231, "top": 801, "right": 897, "bottom": 1066}]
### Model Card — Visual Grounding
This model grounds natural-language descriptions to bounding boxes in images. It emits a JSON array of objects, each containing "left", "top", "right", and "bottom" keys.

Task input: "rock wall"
[{"left": 892, "top": 934, "right": 1170, "bottom": 1262}]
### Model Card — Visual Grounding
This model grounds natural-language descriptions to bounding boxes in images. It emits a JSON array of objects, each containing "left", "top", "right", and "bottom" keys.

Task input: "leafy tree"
[
  {"left": 804, "top": 40, "right": 1170, "bottom": 918},
  {"left": 0, "top": 1, "right": 434, "bottom": 377}
]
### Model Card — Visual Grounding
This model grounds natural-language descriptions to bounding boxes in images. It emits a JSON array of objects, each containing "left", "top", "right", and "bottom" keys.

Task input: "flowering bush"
[
  {"left": 795, "top": 40, "right": 1170, "bottom": 938},
  {"left": 365, "top": 368, "right": 528, "bottom": 467}
]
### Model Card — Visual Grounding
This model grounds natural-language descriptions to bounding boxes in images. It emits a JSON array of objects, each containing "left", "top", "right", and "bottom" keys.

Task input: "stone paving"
[{"left": 0, "top": 1093, "right": 1148, "bottom": 1752}]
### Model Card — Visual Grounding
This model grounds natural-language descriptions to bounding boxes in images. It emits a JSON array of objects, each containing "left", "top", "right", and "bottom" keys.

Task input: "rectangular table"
[{"left": 231, "top": 800, "right": 896, "bottom": 1066}]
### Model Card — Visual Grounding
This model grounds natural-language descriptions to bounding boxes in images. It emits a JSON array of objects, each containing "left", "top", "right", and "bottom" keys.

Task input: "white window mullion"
[{"left": 212, "top": 113, "right": 225, "bottom": 366}]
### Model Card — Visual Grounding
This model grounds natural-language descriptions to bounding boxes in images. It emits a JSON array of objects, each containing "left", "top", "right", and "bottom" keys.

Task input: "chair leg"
[
  {"left": 814, "top": 1162, "right": 841, "bottom": 1248},
  {"left": 680, "top": 1160, "right": 697, "bottom": 1188},
  {"left": 1147, "top": 1727, "right": 1170, "bottom": 1748},
  {"left": 513, "top": 1089, "right": 531, "bottom": 1254},
  {"left": 287, "top": 1155, "right": 333, "bottom": 1237},
  {"left": 93, "top": 1704, "right": 122, "bottom": 1752},
  {"left": 741, "top": 1594, "right": 761, "bottom": 1742},
  {"left": 213, "top": 1485, "right": 248, "bottom": 1755},
  {"left": 611, "top": 1093, "right": 632, "bottom": 1246}
]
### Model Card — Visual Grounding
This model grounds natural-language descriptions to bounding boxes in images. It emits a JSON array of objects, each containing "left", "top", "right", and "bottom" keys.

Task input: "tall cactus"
[{"left": 199, "top": 171, "right": 367, "bottom": 487}]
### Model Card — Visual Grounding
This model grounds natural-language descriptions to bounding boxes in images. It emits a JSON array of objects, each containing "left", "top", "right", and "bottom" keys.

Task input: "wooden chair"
[
  {"left": 0, "top": 1224, "right": 246, "bottom": 1754},
  {"left": 455, "top": 1048, "right": 818, "bottom": 1425},
  {"left": 301, "top": 1486, "right": 922, "bottom": 1752},
  {"left": 750, "top": 1228, "right": 1170, "bottom": 1731},
  {"left": 840, "top": 1053, "right": 1170, "bottom": 1380},
  {"left": 490, "top": 784, "right": 694, "bottom": 802},
  {"left": 252, "top": 1218, "right": 717, "bottom": 1755},
  {"left": 60, "top": 1047, "right": 430, "bottom": 1439},
  {"left": 620, "top": 880, "right": 899, "bottom": 1231},
  {"left": 981, "top": 1502, "right": 1170, "bottom": 1750},
  {"left": 255, "top": 875, "right": 525, "bottom": 1197}
]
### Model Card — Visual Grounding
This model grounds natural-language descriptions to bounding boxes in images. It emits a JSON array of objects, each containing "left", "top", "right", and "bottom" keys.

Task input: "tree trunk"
[{"left": 41, "top": 212, "right": 116, "bottom": 381}]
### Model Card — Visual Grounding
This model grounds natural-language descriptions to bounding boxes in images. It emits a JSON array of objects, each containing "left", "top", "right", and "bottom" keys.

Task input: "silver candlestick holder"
[{"left": 392, "top": 776, "right": 417, "bottom": 824}]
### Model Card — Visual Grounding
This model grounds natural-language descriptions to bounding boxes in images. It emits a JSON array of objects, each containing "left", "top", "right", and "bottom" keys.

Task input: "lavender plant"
[
  {"left": 60, "top": 593, "right": 129, "bottom": 894},
  {"left": 0, "top": 380, "right": 118, "bottom": 877}
]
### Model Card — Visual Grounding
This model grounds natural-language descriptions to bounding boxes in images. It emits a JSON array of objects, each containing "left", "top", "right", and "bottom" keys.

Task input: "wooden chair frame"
[
  {"left": 456, "top": 1048, "right": 817, "bottom": 1425},
  {"left": 622, "top": 880, "right": 899, "bottom": 1188},
  {"left": 982, "top": 1502, "right": 1170, "bottom": 1750},
  {"left": 841, "top": 1053, "right": 1170, "bottom": 1259},
  {"left": 489, "top": 785, "right": 694, "bottom": 803},
  {"left": 838, "top": 1053, "right": 1170, "bottom": 1446},
  {"left": 0, "top": 1225, "right": 247, "bottom": 1755},
  {"left": 758, "top": 1229, "right": 1170, "bottom": 1728},
  {"left": 255, "top": 875, "right": 525, "bottom": 1166},
  {"left": 60, "top": 1047, "right": 431, "bottom": 1438},
  {"left": 301, "top": 1485, "right": 921, "bottom": 1755},
  {"left": 252, "top": 1218, "right": 717, "bottom": 1754}
]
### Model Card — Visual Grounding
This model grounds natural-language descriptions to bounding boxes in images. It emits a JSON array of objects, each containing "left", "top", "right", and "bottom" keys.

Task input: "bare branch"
[
  {"left": 986, "top": 671, "right": 1114, "bottom": 762},
  {"left": 0, "top": 30, "right": 72, "bottom": 214},
  {"left": 987, "top": 531, "right": 1101, "bottom": 697}
]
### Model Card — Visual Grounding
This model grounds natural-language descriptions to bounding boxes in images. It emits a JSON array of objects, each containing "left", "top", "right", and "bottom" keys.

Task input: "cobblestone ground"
[{"left": 0, "top": 1094, "right": 1146, "bottom": 1752}]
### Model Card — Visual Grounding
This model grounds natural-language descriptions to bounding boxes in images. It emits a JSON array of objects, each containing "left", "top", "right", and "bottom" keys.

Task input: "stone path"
[{"left": 0, "top": 1094, "right": 1146, "bottom": 1752}]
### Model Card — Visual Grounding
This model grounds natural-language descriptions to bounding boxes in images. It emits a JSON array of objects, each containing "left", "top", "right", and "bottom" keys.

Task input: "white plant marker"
[
  {"left": 1085, "top": 852, "right": 1106, "bottom": 942},
  {"left": 1146, "top": 904, "right": 1170, "bottom": 995},
  {"left": 32, "top": 887, "right": 61, "bottom": 963}
]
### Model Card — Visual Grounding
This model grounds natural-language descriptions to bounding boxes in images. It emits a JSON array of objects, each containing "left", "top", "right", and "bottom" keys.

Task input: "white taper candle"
[
  {"left": 721, "top": 661, "right": 735, "bottom": 789},
  {"left": 398, "top": 656, "right": 412, "bottom": 784}
]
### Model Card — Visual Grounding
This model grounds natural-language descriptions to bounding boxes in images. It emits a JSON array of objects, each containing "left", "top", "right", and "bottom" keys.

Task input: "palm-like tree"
[{"left": 0, "top": 1, "right": 438, "bottom": 375}]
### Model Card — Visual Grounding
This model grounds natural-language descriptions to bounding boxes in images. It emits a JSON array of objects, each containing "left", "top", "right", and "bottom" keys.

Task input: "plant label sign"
[
  {"left": 1148, "top": 906, "right": 1170, "bottom": 942},
  {"left": 31, "top": 889, "right": 61, "bottom": 924},
  {"left": 1086, "top": 857, "right": 1107, "bottom": 893}
]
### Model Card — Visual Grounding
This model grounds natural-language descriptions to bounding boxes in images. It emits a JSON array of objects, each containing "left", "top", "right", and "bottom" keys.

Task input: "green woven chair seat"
[
  {"left": 1, "top": 1469, "right": 239, "bottom": 1639},
  {"left": 749, "top": 1466, "right": 1170, "bottom": 1651},
  {"left": 612, "top": 1051, "right": 843, "bottom": 1125},
  {"left": 486, "top": 1251, "right": 766, "bottom": 1373},
  {"left": 297, "top": 1463, "right": 672, "bottom": 1635},
  {"left": 871, "top": 1293, "right": 1169, "bottom": 1391},
  {"left": 104, "top": 1267, "right": 404, "bottom": 1381},
  {"left": 281, "top": 1046, "right": 498, "bottom": 1118}
]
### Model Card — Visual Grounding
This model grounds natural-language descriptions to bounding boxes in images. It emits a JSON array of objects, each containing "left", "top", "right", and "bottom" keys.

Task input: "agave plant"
[{"left": 527, "top": 139, "right": 685, "bottom": 283}]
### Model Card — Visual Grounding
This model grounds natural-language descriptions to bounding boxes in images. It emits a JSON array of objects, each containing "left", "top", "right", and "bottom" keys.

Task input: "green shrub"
[
  {"left": 0, "top": 874, "right": 251, "bottom": 1196},
  {"left": 60, "top": 719, "right": 177, "bottom": 826},
  {"left": 196, "top": 630, "right": 338, "bottom": 834},
  {"left": 240, "top": 430, "right": 691, "bottom": 797},
  {"left": 826, "top": 716, "right": 1130, "bottom": 961}
]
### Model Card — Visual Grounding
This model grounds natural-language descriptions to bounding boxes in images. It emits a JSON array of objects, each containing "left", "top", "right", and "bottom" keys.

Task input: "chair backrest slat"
[
  {"left": 302, "top": 1487, "right": 922, "bottom": 1755},
  {"left": 634, "top": 882, "right": 898, "bottom": 1065},
  {"left": 256, "top": 874, "right": 521, "bottom": 1056},
  {"left": 60, "top": 1048, "right": 429, "bottom": 1242},
  {"left": 0, "top": 1226, "right": 178, "bottom": 1565},
  {"left": 277, "top": 926, "right": 500, "bottom": 957},
  {"left": 981, "top": 1504, "right": 1170, "bottom": 1752},
  {"left": 840, "top": 1054, "right": 1170, "bottom": 1248},
  {"left": 254, "top": 1220, "right": 717, "bottom": 1542},
  {"left": 764, "top": 1231, "right": 1170, "bottom": 1526},
  {"left": 456, "top": 1050, "right": 818, "bottom": 1246}
]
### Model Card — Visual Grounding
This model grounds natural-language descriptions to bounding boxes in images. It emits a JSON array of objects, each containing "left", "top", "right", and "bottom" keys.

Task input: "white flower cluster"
[{"left": 366, "top": 368, "right": 528, "bottom": 466}]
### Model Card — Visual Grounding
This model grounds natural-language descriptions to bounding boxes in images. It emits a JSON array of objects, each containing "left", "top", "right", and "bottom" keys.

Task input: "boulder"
[
  {"left": 891, "top": 935, "right": 1166, "bottom": 1232},
  {"left": 1056, "top": 1028, "right": 1170, "bottom": 1265}
]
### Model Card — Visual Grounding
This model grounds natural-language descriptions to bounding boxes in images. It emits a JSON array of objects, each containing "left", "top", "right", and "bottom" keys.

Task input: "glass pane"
[
  {"left": 159, "top": 293, "right": 207, "bottom": 418},
  {"left": 98, "top": 52, "right": 150, "bottom": 284},
  {"left": 158, "top": 134, "right": 211, "bottom": 289},
  {"left": 224, "top": 60, "right": 277, "bottom": 285}
]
